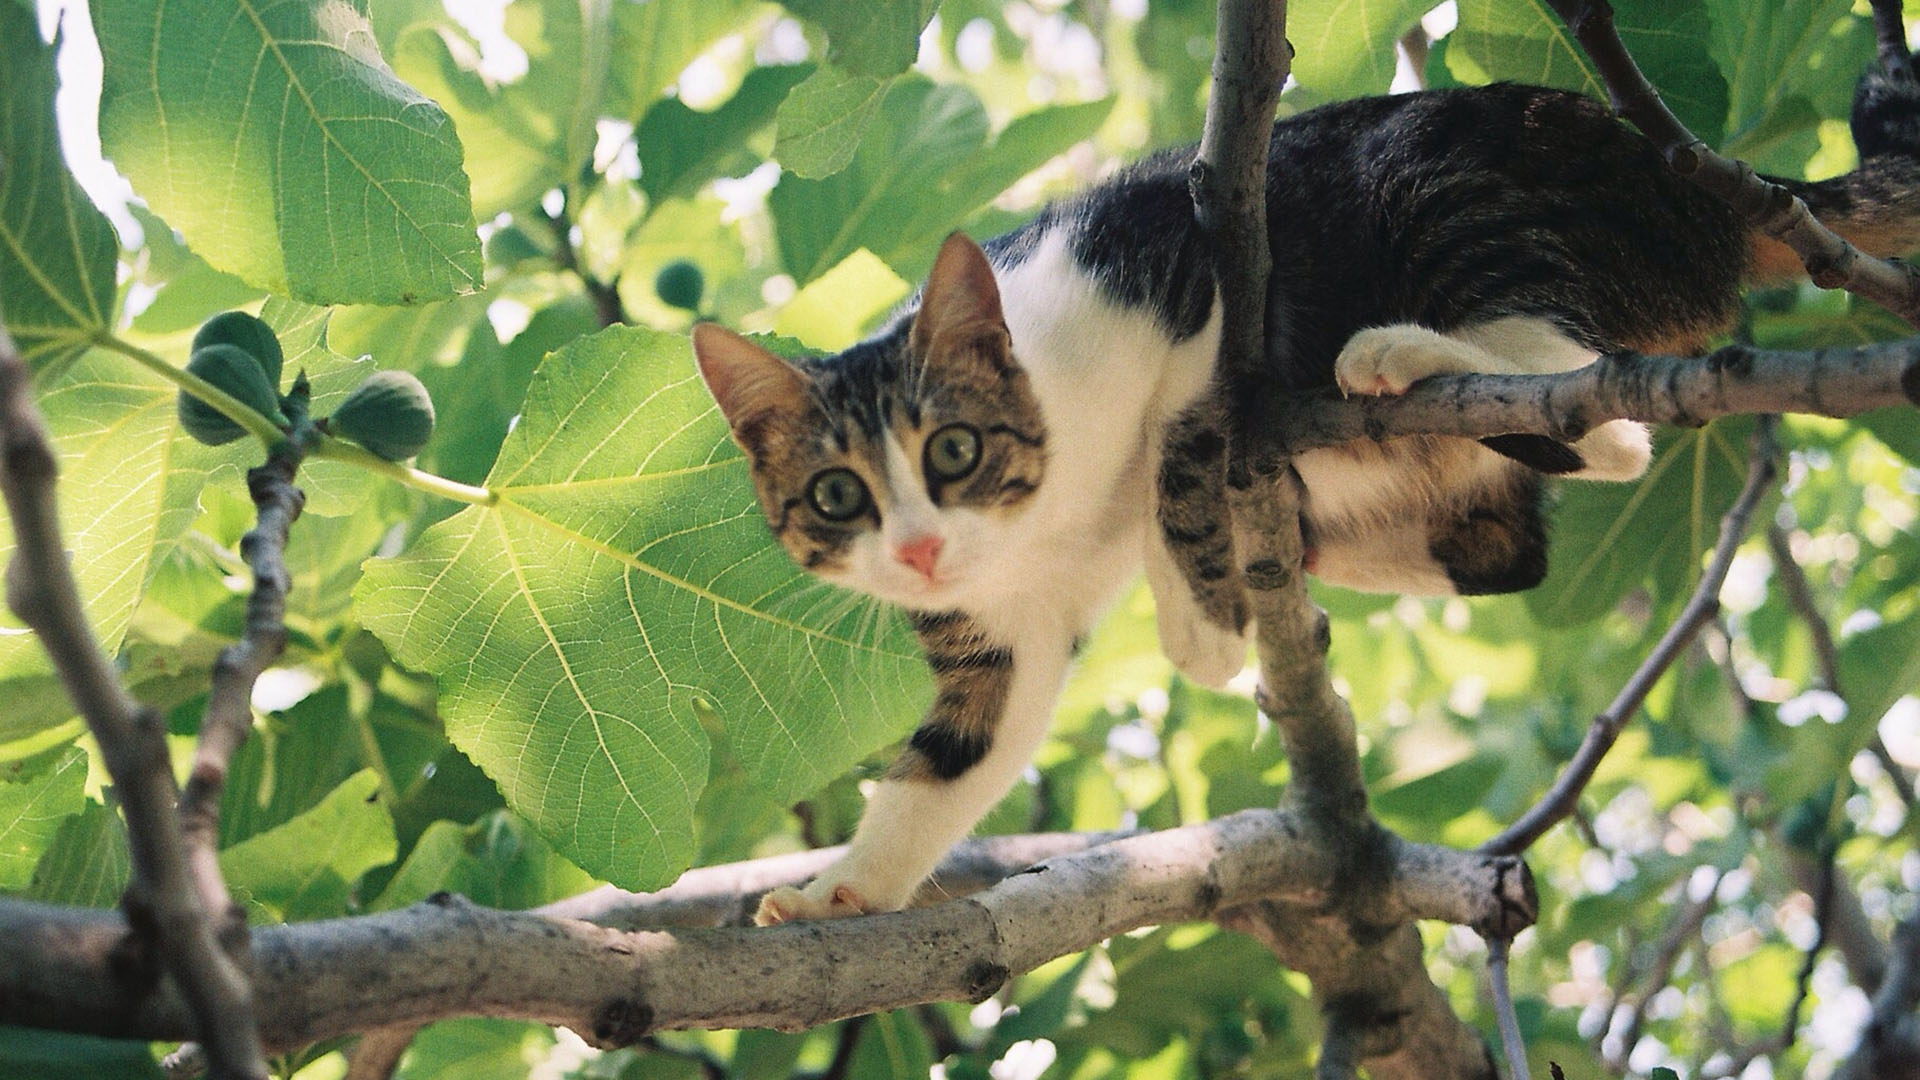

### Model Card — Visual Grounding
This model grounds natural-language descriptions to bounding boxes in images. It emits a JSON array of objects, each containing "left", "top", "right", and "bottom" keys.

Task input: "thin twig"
[
  {"left": 1484, "top": 417, "right": 1781, "bottom": 856},
  {"left": 1606, "top": 871, "right": 1721, "bottom": 1071},
  {"left": 1488, "top": 937, "right": 1532, "bottom": 1080},
  {"left": 0, "top": 326, "right": 270, "bottom": 1078},
  {"left": 541, "top": 203, "right": 626, "bottom": 327},
  {"left": 1765, "top": 524, "right": 1918, "bottom": 810},
  {"left": 1544, "top": 0, "right": 1920, "bottom": 326},
  {"left": 176, "top": 387, "right": 315, "bottom": 995}
]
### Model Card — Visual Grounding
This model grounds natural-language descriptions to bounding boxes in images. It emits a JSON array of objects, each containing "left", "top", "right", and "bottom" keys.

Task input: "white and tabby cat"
[{"left": 693, "top": 75, "right": 1920, "bottom": 923}]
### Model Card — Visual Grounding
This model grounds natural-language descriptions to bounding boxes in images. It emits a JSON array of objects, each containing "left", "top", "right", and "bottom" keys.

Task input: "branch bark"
[
  {"left": 0, "top": 327, "right": 270, "bottom": 1078},
  {"left": 1255, "top": 340, "right": 1916, "bottom": 467},
  {"left": 0, "top": 808, "right": 1535, "bottom": 1048}
]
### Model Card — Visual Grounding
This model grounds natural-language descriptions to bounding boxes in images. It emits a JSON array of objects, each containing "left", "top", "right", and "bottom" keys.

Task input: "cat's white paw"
[
  {"left": 754, "top": 881, "right": 871, "bottom": 925},
  {"left": 1334, "top": 325, "right": 1478, "bottom": 396},
  {"left": 1157, "top": 604, "right": 1249, "bottom": 689}
]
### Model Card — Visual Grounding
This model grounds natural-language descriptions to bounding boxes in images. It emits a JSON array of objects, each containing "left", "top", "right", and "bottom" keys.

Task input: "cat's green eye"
[
  {"left": 808, "top": 468, "right": 870, "bottom": 521},
  {"left": 924, "top": 424, "right": 982, "bottom": 482}
]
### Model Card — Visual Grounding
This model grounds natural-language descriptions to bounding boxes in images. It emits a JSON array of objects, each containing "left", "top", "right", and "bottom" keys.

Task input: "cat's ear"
[
  {"left": 693, "top": 323, "right": 810, "bottom": 432},
  {"left": 912, "top": 232, "right": 1011, "bottom": 365}
]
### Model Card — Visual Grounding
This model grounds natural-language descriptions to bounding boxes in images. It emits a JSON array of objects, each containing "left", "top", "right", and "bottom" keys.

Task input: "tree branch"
[
  {"left": 0, "top": 807, "right": 1537, "bottom": 1048},
  {"left": 1256, "top": 341, "right": 1915, "bottom": 466},
  {"left": 0, "top": 326, "right": 270, "bottom": 1078},
  {"left": 1484, "top": 417, "right": 1780, "bottom": 856}
]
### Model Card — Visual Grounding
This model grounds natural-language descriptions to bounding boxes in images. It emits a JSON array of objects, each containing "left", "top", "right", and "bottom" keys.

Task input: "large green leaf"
[
  {"left": 93, "top": 0, "right": 481, "bottom": 304},
  {"left": 0, "top": 746, "right": 86, "bottom": 888},
  {"left": 356, "top": 326, "right": 928, "bottom": 890},
  {"left": 1527, "top": 419, "right": 1756, "bottom": 627},
  {"left": 392, "top": 0, "right": 612, "bottom": 218},
  {"left": 219, "top": 769, "right": 396, "bottom": 922},
  {"left": 0, "top": 352, "right": 217, "bottom": 740},
  {"left": 771, "top": 79, "right": 1113, "bottom": 284},
  {"left": 779, "top": 0, "right": 938, "bottom": 78},
  {"left": 1289, "top": 0, "right": 1433, "bottom": 100},
  {"left": 1448, "top": 0, "right": 1729, "bottom": 146},
  {"left": 0, "top": 6, "right": 118, "bottom": 362}
]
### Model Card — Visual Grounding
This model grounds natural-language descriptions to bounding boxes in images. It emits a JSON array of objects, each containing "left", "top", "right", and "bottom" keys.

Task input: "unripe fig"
[
  {"left": 192, "top": 310, "right": 284, "bottom": 389},
  {"left": 177, "top": 344, "right": 290, "bottom": 445},
  {"left": 330, "top": 370, "right": 435, "bottom": 461},
  {"left": 655, "top": 259, "right": 704, "bottom": 312}
]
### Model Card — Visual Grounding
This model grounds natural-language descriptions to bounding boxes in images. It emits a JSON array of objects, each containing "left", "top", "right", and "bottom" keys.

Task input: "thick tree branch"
[
  {"left": 1546, "top": 0, "right": 1920, "bottom": 326},
  {"left": 1187, "top": 3, "right": 1516, "bottom": 1075},
  {"left": 0, "top": 807, "right": 1537, "bottom": 1048},
  {"left": 0, "top": 326, "right": 269, "bottom": 1078},
  {"left": 1256, "top": 340, "right": 1916, "bottom": 466},
  {"left": 1484, "top": 418, "right": 1780, "bottom": 857}
]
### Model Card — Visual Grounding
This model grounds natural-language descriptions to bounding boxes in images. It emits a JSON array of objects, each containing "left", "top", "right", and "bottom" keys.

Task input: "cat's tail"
[{"left": 1750, "top": 64, "right": 1920, "bottom": 283}]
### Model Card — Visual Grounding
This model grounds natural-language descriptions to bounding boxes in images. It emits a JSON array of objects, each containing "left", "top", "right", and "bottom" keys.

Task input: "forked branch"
[{"left": 0, "top": 327, "right": 269, "bottom": 1078}]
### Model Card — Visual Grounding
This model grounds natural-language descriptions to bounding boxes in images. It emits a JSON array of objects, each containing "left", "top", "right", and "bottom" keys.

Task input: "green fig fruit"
[
  {"left": 655, "top": 259, "right": 704, "bottom": 312},
  {"left": 177, "top": 344, "right": 290, "bottom": 446},
  {"left": 192, "top": 310, "right": 284, "bottom": 389},
  {"left": 330, "top": 370, "right": 435, "bottom": 461}
]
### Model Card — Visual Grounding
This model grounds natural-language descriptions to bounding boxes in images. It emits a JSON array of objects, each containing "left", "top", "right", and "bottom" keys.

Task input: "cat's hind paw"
[
  {"left": 753, "top": 882, "right": 870, "bottom": 926},
  {"left": 1334, "top": 325, "right": 1481, "bottom": 396},
  {"left": 1157, "top": 604, "right": 1250, "bottom": 689}
]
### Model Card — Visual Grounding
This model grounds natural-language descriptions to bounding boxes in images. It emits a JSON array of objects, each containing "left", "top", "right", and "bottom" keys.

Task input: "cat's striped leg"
[
  {"left": 754, "top": 612, "right": 1075, "bottom": 924},
  {"left": 1333, "top": 317, "right": 1651, "bottom": 482},
  {"left": 1145, "top": 406, "right": 1250, "bottom": 688}
]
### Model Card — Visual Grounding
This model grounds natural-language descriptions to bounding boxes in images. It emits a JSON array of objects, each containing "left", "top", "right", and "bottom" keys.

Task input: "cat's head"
[{"left": 694, "top": 233, "right": 1047, "bottom": 609}]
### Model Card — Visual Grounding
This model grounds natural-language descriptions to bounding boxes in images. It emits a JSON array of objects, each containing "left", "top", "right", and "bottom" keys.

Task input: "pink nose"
[{"left": 893, "top": 534, "right": 944, "bottom": 580}]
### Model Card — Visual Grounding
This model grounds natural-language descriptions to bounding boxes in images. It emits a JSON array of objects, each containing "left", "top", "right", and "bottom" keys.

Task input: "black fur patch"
[
  {"left": 907, "top": 722, "right": 992, "bottom": 780},
  {"left": 1479, "top": 433, "right": 1586, "bottom": 474}
]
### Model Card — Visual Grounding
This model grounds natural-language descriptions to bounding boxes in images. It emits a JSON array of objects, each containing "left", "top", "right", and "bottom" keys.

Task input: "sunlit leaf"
[
  {"left": 0, "top": 6, "right": 118, "bottom": 362},
  {"left": 357, "top": 326, "right": 929, "bottom": 890},
  {"left": 0, "top": 746, "right": 86, "bottom": 888},
  {"left": 26, "top": 800, "right": 130, "bottom": 908},
  {"left": 0, "top": 351, "right": 218, "bottom": 740},
  {"left": 1289, "top": 0, "right": 1432, "bottom": 100},
  {"left": 774, "top": 66, "right": 895, "bottom": 180},
  {"left": 94, "top": 0, "right": 481, "bottom": 304},
  {"left": 219, "top": 769, "right": 396, "bottom": 922}
]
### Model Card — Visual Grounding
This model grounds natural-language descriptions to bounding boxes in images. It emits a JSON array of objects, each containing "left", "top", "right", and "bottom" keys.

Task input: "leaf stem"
[
  {"left": 98, "top": 333, "right": 286, "bottom": 447},
  {"left": 100, "top": 333, "right": 498, "bottom": 508},
  {"left": 309, "top": 435, "right": 497, "bottom": 506}
]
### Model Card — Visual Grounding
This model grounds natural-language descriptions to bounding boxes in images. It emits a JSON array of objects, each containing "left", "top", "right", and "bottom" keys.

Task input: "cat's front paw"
[
  {"left": 1157, "top": 604, "right": 1250, "bottom": 689},
  {"left": 754, "top": 881, "right": 871, "bottom": 926},
  {"left": 1334, "top": 325, "right": 1477, "bottom": 396}
]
